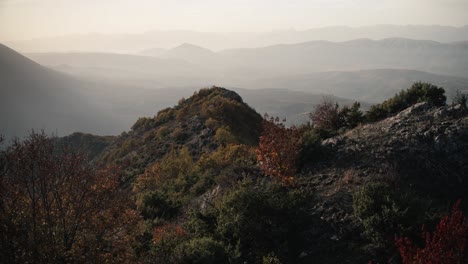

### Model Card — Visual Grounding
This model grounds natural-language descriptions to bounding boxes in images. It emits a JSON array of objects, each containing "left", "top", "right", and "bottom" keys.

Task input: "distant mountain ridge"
[
  {"left": 26, "top": 38, "right": 468, "bottom": 102},
  {"left": 3, "top": 44, "right": 369, "bottom": 139},
  {"left": 6, "top": 25, "right": 468, "bottom": 53}
]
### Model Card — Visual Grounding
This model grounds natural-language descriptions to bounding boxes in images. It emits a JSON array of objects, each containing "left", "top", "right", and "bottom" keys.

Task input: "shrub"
[
  {"left": 340, "top": 102, "right": 364, "bottom": 129},
  {"left": 171, "top": 127, "right": 187, "bottom": 141},
  {"left": 139, "top": 191, "right": 181, "bottom": 220},
  {"left": 151, "top": 223, "right": 187, "bottom": 263},
  {"left": 204, "top": 117, "right": 219, "bottom": 130},
  {"left": 174, "top": 237, "right": 228, "bottom": 264},
  {"left": 263, "top": 253, "right": 283, "bottom": 264},
  {"left": 309, "top": 99, "right": 364, "bottom": 134},
  {"left": 156, "top": 125, "right": 170, "bottom": 139},
  {"left": 453, "top": 90, "right": 468, "bottom": 109},
  {"left": 299, "top": 126, "right": 326, "bottom": 163},
  {"left": 197, "top": 144, "right": 257, "bottom": 187},
  {"left": 155, "top": 108, "right": 175, "bottom": 124},
  {"left": 365, "top": 82, "right": 446, "bottom": 122},
  {"left": 353, "top": 183, "right": 434, "bottom": 249},
  {"left": 215, "top": 181, "right": 312, "bottom": 263},
  {"left": 256, "top": 115, "right": 301, "bottom": 185},
  {"left": 310, "top": 98, "right": 341, "bottom": 132},
  {"left": 395, "top": 199, "right": 468, "bottom": 264},
  {"left": 215, "top": 127, "right": 237, "bottom": 145},
  {"left": 183, "top": 210, "right": 217, "bottom": 239}
]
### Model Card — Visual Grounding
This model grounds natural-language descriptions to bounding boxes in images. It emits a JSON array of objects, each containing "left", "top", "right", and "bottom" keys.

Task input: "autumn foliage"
[
  {"left": 395, "top": 199, "right": 468, "bottom": 264},
  {"left": 256, "top": 115, "right": 301, "bottom": 185},
  {"left": 0, "top": 133, "right": 141, "bottom": 263}
]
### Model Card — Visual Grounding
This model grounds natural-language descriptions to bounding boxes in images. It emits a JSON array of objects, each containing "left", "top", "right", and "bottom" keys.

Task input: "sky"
[{"left": 1, "top": 0, "right": 468, "bottom": 41}]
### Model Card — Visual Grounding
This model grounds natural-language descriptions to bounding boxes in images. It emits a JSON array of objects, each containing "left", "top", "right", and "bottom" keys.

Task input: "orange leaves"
[
  {"left": 153, "top": 223, "right": 187, "bottom": 245},
  {"left": 256, "top": 114, "right": 301, "bottom": 185},
  {"left": 395, "top": 199, "right": 468, "bottom": 264},
  {"left": 0, "top": 132, "right": 141, "bottom": 263}
]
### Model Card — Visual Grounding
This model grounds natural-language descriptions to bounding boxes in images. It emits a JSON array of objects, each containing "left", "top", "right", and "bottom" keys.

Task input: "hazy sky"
[{"left": 1, "top": 0, "right": 468, "bottom": 41}]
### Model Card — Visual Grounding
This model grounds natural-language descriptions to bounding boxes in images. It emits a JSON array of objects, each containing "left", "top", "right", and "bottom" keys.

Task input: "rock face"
[
  {"left": 322, "top": 102, "right": 468, "bottom": 160},
  {"left": 304, "top": 102, "right": 468, "bottom": 250}
]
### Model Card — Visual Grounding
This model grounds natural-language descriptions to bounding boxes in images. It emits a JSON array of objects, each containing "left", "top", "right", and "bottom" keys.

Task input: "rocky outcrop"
[{"left": 303, "top": 102, "right": 468, "bottom": 246}]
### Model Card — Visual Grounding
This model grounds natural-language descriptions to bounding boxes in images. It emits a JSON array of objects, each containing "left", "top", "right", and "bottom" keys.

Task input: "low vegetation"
[{"left": 1, "top": 84, "right": 467, "bottom": 263}]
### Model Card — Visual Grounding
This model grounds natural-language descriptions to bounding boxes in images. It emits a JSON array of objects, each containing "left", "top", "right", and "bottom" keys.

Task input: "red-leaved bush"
[
  {"left": 256, "top": 114, "right": 301, "bottom": 185},
  {"left": 395, "top": 199, "right": 468, "bottom": 264}
]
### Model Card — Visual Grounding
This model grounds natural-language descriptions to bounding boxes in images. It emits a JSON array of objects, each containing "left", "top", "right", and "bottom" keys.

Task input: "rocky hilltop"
[
  {"left": 97, "top": 86, "right": 262, "bottom": 182},
  {"left": 50, "top": 85, "right": 468, "bottom": 263},
  {"left": 300, "top": 101, "right": 468, "bottom": 262}
]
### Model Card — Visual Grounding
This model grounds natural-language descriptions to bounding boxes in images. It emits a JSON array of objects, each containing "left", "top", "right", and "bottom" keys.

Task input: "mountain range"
[
  {"left": 1, "top": 43, "right": 362, "bottom": 139},
  {"left": 26, "top": 38, "right": 468, "bottom": 102},
  {"left": 6, "top": 25, "right": 468, "bottom": 53}
]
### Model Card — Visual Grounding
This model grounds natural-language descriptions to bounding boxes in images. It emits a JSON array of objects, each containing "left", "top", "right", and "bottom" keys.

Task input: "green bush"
[
  {"left": 215, "top": 127, "right": 237, "bottom": 145},
  {"left": 174, "top": 237, "right": 228, "bottom": 264},
  {"left": 300, "top": 127, "right": 326, "bottom": 163},
  {"left": 171, "top": 127, "right": 187, "bottom": 141},
  {"left": 365, "top": 82, "right": 446, "bottom": 122},
  {"left": 353, "top": 182, "right": 435, "bottom": 249},
  {"left": 215, "top": 181, "right": 312, "bottom": 263},
  {"left": 140, "top": 191, "right": 181, "bottom": 220},
  {"left": 184, "top": 210, "right": 217, "bottom": 239},
  {"left": 453, "top": 90, "right": 468, "bottom": 109}
]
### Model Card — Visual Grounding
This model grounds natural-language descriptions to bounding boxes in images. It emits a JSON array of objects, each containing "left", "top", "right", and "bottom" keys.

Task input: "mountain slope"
[
  {"left": 160, "top": 43, "right": 216, "bottom": 62},
  {"left": 0, "top": 43, "right": 122, "bottom": 139},
  {"left": 99, "top": 87, "right": 263, "bottom": 182},
  {"left": 281, "top": 101, "right": 468, "bottom": 263},
  {"left": 53, "top": 86, "right": 468, "bottom": 263},
  {"left": 217, "top": 38, "right": 468, "bottom": 77}
]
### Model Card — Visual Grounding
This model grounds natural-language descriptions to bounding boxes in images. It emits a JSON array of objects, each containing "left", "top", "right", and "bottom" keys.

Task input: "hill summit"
[{"left": 99, "top": 86, "right": 262, "bottom": 181}]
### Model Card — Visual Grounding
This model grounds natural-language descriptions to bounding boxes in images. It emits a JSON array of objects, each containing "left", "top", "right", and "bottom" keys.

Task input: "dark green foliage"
[
  {"left": 365, "top": 82, "right": 446, "bottom": 122},
  {"left": 174, "top": 237, "right": 228, "bottom": 264},
  {"left": 340, "top": 102, "right": 364, "bottom": 129},
  {"left": 353, "top": 182, "right": 436, "bottom": 253},
  {"left": 299, "top": 126, "right": 326, "bottom": 163},
  {"left": 132, "top": 108, "right": 175, "bottom": 131},
  {"left": 197, "top": 144, "right": 257, "bottom": 187},
  {"left": 140, "top": 191, "right": 181, "bottom": 220},
  {"left": 310, "top": 99, "right": 364, "bottom": 134},
  {"left": 184, "top": 210, "right": 217, "bottom": 239},
  {"left": 453, "top": 90, "right": 468, "bottom": 109},
  {"left": 215, "top": 180, "right": 313, "bottom": 263}
]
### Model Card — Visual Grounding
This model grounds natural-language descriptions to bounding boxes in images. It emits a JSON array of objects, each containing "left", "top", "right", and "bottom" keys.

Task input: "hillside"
[
  {"left": 98, "top": 86, "right": 263, "bottom": 182},
  {"left": 0, "top": 43, "right": 122, "bottom": 139},
  {"left": 89, "top": 86, "right": 468, "bottom": 263},
  {"left": 133, "top": 39, "right": 468, "bottom": 78},
  {"left": 216, "top": 38, "right": 468, "bottom": 77},
  {"left": 298, "top": 101, "right": 468, "bottom": 262},
  {"left": 160, "top": 43, "right": 216, "bottom": 62},
  {"left": 5, "top": 85, "right": 468, "bottom": 263}
]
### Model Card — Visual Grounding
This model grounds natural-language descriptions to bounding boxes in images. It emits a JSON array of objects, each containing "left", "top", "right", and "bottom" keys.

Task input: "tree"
[
  {"left": 395, "top": 200, "right": 468, "bottom": 264},
  {"left": 310, "top": 98, "right": 341, "bottom": 132},
  {"left": 0, "top": 132, "right": 141, "bottom": 263},
  {"left": 256, "top": 115, "right": 301, "bottom": 185},
  {"left": 453, "top": 90, "right": 468, "bottom": 109},
  {"left": 310, "top": 99, "right": 363, "bottom": 133}
]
